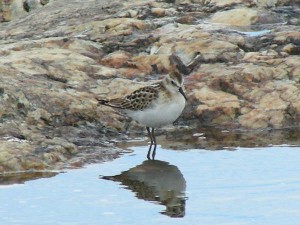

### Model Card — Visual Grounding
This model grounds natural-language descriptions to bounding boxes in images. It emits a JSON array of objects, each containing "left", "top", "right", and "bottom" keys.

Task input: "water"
[
  {"left": 0, "top": 145, "right": 300, "bottom": 225},
  {"left": 238, "top": 29, "right": 271, "bottom": 37}
]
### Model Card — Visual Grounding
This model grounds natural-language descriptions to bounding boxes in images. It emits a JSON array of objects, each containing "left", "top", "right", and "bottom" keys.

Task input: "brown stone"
[
  {"left": 238, "top": 109, "right": 269, "bottom": 129},
  {"left": 101, "top": 51, "right": 131, "bottom": 68},
  {"left": 210, "top": 8, "right": 258, "bottom": 26}
]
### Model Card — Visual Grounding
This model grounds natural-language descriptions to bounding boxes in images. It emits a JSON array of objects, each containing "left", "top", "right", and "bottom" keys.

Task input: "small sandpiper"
[{"left": 97, "top": 72, "right": 187, "bottom": 160}]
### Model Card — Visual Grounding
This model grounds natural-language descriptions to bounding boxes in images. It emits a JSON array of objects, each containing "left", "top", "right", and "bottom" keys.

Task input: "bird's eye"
[{"left": 171, "top": 80, "right": 176, "bottom": 85}]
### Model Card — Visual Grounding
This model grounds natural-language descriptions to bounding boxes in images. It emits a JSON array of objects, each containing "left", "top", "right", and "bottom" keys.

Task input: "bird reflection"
[{"left": 101, "top": 160, "right": 186, "bottom": 217}]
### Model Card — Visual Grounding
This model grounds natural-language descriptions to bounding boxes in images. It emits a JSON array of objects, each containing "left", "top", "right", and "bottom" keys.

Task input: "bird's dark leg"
[
  {"left": 146, "top": 127, "right": 153, "bottom": 160},
  {"left": 151, "top": 128, "right": 157, "bottom": 160}
]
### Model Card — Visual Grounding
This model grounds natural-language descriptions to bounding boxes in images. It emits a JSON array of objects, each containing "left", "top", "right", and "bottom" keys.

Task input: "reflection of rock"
[
  {"left": 102, "top": 160, "right": 186, "bottom": 217},
  {"left": 0, "top": 171, "right": 58, "bottom": 185}
]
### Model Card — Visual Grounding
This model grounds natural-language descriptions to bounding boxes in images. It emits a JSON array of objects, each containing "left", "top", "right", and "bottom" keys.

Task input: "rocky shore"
[{"left": 0, "top": 0, "right": 300, "bottom": 172}]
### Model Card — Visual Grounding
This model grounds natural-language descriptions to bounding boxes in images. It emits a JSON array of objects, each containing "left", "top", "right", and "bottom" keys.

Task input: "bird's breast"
[{"left": 126, "top": 94, "right": 186, "bottom": 128}]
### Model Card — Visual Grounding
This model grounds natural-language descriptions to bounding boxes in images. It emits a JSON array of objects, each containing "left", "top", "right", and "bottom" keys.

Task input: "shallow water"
[
  {"left": 1, "top": 144, "right": 300, "bottom": 225},
  {"left": 237, "top": 29, "right": 271, "bottom": 37}
]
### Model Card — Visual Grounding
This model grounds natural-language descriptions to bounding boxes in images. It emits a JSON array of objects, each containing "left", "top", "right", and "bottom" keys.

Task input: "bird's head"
[{"left": 163, "top": 72, "right": 187, "bottom": 100}]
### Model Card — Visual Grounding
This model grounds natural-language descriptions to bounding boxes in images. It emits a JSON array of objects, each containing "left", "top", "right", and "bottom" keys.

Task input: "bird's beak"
[{"left": 178, "top": 87, "right": 187, "bottom": 100}]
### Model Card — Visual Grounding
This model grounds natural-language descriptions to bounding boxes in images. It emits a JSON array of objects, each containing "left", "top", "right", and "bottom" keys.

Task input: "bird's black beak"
[{"left": 178, "top": 87, "right": 187, "bottom": 100}]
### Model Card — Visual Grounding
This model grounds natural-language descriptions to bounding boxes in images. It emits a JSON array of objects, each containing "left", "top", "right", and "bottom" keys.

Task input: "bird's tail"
[
  {"left": 97, "top": 98, "right": 109, "bottom": 106},
  {"left": 97, "top": 97, "right": 124, "bottom": 109}
]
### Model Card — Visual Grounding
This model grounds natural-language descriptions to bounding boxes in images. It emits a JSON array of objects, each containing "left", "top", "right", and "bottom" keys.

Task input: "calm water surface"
[{"left": 0, "top": 145, "right": 300, "bottom": 225}]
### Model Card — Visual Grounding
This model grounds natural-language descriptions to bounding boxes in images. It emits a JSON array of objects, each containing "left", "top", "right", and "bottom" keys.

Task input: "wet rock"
[{"left": 0, "top": 139, "right": 46, "bottom": 171}]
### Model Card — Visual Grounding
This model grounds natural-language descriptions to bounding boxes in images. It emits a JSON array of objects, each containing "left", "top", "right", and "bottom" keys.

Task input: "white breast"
[{"left": 126, "top": 93, "right": 186, "bottom": 128}]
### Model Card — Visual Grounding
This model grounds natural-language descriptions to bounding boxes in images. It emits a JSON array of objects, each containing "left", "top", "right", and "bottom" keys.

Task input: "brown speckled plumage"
[{"left": 98, "top": 83, "right": 160, "bottom": 111}]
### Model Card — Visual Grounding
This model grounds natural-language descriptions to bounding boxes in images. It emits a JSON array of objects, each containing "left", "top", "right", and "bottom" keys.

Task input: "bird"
[{"left": 97, "top": 72, "right": 187, "bottom": 160}]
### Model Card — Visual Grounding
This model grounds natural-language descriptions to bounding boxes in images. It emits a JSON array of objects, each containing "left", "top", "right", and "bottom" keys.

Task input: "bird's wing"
[{"left": 98, "top": 84, "right": 160, "bottom": 111}]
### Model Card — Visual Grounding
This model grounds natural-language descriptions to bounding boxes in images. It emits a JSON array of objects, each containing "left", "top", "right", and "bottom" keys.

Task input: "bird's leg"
[
  {"left": 124, "top": 118, "right": 133, "bottom": 135},
  {"left": 146, "top": 127, "right": 153, "bottom": 160},
  {"left": 151, "top": 128, "right": 157, "bottom": 160}
]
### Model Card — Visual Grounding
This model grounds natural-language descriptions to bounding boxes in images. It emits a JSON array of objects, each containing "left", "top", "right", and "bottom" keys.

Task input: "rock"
[
  {"left": 0, "top": 139, "right": 46, "bottom": 171},
  {"left": 258, "top": 91, "right": 288, "bottom": 110},
  {"left": 209, "top": 8, "right": 258, "bottom": 26},
  {"left": 151, "top": 8, "right": 166, "bottom": 17},
  {"left": 273, "top": 30, "right": 300, "bottom": 44},
  {"left": 0, "top": 0, "right": 49, "bottom": 22},
  {"left": 238, "top": 109, "right": 270, "bottom": 129},
  {"left": 285, "top": 56, "right": 300, "bottom": 82},
  {"left": 40, "top": 0, "right": 49, "bottom": 5},
  {"left": 282, "top": 43, "right": 300, "bottom": 55},
  {"left": 256, "top": 0, "right": 278, "bottom": 8},
  {"left": 192, "top": 86, "right": 240, "bottom": 126},
  {"left": 130, "top": 54, "right": 171, "bottom": 73},
  {"left": 208, "top": 0, "right": 244, "bottom": 7},
  {"left": 101, "top": 51, "right": 131, "bottom": 69},
  {"left": 0, "top": 0, "right": 300, "bottom": 172},
  {"left": 0, "top": 0, "right": 26, "bottom": 22},
  {"left": 178, "top": 16, "right": 198, "bottom": 25},
  {"left": 23, "top": 0, "right": 42, "bottom": 12}
]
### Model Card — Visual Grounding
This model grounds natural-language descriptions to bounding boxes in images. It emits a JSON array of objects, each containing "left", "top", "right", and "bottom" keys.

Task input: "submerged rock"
[{"left": 0, "top": 0, "right": 299, "bottom": 171}]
